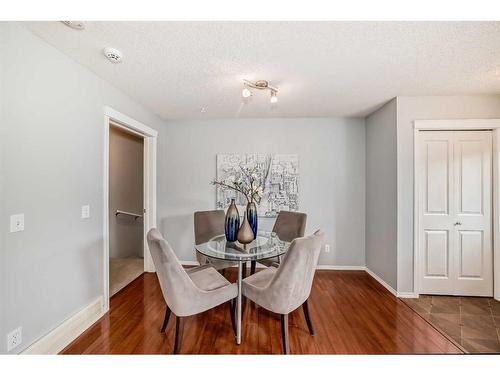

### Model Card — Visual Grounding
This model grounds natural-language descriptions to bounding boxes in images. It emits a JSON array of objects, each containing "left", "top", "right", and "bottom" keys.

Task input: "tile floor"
[
  {"left": 109, "top": 257, "right": 144, "bottom": 297},
  {"left": 404, "top": 295, "right": 500, "bottom": 353}
]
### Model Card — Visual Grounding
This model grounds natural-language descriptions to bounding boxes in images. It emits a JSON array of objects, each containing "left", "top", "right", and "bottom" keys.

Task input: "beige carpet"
[{"left": 110, "top": 257, "right": 144, "bottom": 297}]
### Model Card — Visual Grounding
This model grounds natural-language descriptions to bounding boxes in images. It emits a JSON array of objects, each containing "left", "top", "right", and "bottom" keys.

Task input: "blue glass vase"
[
  {"left": 247, "top": 201, "right": 258, "bottom": 239},
  {"left": 225, "top": 199, "right": 240, "bottom": 242}
]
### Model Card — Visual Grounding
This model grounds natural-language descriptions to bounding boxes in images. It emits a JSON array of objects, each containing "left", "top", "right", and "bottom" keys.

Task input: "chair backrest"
[
  {"left": 265, "top": 230, "right": 324, "bottom": 314},
  {"left": 147, "top": 228, "right": 201, "bottom": 316},
  {"left": 194, "top": 210, "right": 225, "bottom": 245},
  {"left": 272, "top": 211, "right": 307, "bottom": 243}
]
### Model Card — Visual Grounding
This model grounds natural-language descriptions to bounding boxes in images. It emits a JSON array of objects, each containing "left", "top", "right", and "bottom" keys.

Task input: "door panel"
[
  {"left": 419, "top": 132, "right": 454, "bottom": 294},
  {"left": 418, "top": 130, "right": 493, "bottom": 296},
  {"left": 458, "top": 230, "right": 483, "bottom": 278},
  {"left": 453, "top": 131, "right": 492, "bottom": 296},
  {"left": 457, "top": 140, "right": 483, "bottom": 215},
  {"left": 426, "top": 141, "right": 450, "bottom": 214},
  {"left": 424, "top": 230, "right": 449, "bottom": 277}
]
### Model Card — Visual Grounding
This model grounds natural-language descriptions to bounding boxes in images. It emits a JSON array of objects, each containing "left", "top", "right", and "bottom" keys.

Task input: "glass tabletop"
[{"left": 195, "top": 231, "right": 290, "bottom": 262}]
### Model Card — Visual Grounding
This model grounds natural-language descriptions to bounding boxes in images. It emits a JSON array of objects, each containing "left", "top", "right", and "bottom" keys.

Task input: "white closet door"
[
  {"left": 453, "top": 131, "right": 492, "bottom": 296},
  {"left": 418, "top": 130, "right": 493, "bottom": 296},
  {"left": 418, "top": 131, "right": 455, "bottom": 294}
]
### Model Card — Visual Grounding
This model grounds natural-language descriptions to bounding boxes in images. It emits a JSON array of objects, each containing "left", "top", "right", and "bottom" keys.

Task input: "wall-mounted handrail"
[{"left": 115, "top": 209, "right": 143, "bottom": 220}]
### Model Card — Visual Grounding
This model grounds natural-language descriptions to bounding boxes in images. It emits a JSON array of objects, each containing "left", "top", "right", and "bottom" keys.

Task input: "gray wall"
[
  {"left": 109, "top": 127, "right": 144, "bottom": 259},
  {"left": 396, "top": 95, "right": 500, "bottom": 293},
  {"left": 0, "top": 22, "right": 165, "bottom": 353},
  {"left": 365, "top": 99, "right": 398, "bottom": 290},
  {"left": 157, "top": 118, "right": 366, "bottom": 266}
]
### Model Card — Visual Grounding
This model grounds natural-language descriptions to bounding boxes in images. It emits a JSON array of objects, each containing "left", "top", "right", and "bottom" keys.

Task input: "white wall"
[
  {"left": 365, "top": 99, "right": 398, "bottom": 289},
  {"left": 396, "top": 95, "right": 500, "bottom": 293},
  {"left": 0, "top": 22, "right": 165, "bottom": 353},
  {"left": 157, "top": 118, "right": 366, "bottom": 267}
]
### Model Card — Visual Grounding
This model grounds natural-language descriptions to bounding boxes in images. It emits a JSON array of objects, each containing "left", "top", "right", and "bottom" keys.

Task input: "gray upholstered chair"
[
  {"left": 242, "top": 230, "right": 324, "bottom": 354},
  {"left": 250, "top": 211, "right": 307, "bottom": 274},
  {"left": 194, "top": 210, "right": 236, "bottom": 273},
  {"left": 147, "top": 228, "right": 238, "bottom": 354}
]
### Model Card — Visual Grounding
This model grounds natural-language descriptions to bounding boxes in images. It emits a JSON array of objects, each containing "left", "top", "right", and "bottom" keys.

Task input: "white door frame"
[
  {"left": 414, "top": 119, "right": 500, "bottom": 301},
  {"left": 103, "top": 106, "right": 158, "bottom": 312}
]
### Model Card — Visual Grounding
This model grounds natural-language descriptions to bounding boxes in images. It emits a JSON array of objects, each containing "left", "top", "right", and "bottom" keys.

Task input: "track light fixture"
[{"left": 242, "top": 79, "right": 278, "bottom": 103}]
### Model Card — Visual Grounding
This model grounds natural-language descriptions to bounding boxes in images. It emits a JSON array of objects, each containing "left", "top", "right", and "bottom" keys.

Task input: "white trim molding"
[
  {"left": 397, "top": 292, "right": 419, "bottom": 299},
  {"left": 22, "top": 296, "right": 104, "bottom": 354},
  {"left": 414, "top": 119, "right": 500, "bottom": 130},
  {"left": 104, "top": 106, "right": 158, "bottom": 137},
  {"left": 413, "top": 119, "right": 500, "bottom": 302},
  {"left": 365, "top": 268, "right": 397, "bottom": 297},
  {"left": 103, "top": 106, "right": 158, "bottom": 312},
  {"left": 181, "top": 261, "right": 415, "bottom": 298},
  {"left": 364, "top": 267, "right": 418, "bottom": 298},
  {"left": 316, "top": 265, "right": 366, "bottom": 271}
]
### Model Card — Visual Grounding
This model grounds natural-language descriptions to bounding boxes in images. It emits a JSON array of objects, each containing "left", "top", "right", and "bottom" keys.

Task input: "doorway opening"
[
  {"left": 103, "top": 107, "right": 157, "bottom": 311},
  {"left": 109, "top": 125, "right": 145, "bottom": 296}
]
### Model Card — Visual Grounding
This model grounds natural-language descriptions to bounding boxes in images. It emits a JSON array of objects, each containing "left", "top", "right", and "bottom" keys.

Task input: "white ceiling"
[{"left": 24, "top": 21, "right": 500, "bottom": 120}]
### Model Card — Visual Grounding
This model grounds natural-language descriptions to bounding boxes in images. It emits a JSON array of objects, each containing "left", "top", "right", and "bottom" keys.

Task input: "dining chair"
[
  {"left": 194, "top": 210, "right": 236, "bottom": 274},
  {"left": 147, "top": 228, "right": 238, "bottom": 354},
  {"left": 250, "top": 211, "right": 307, "bottom": 274},
  {"left": 242, "top": 229, "right": 324, "bottom": 354}
]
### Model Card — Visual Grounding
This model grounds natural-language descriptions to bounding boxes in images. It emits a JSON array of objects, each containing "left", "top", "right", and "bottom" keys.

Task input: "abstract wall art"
[{"left": 216, "top": 154, "right": 299, "bottom": 217}]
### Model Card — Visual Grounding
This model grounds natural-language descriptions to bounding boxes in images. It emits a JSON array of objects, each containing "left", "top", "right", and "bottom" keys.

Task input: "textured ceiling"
[{"left": 24, "top": 21, "right": 500, "bottom": 120}]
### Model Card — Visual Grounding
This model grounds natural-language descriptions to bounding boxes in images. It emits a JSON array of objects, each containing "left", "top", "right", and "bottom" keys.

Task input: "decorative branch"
[{"left": 213, "top": 156, "right": 272, "bottom": 205}]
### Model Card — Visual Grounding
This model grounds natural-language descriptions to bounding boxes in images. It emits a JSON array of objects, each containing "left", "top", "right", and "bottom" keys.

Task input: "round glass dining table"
[{"left": 195, "top": 231, "right": 290, "bottom": 344}]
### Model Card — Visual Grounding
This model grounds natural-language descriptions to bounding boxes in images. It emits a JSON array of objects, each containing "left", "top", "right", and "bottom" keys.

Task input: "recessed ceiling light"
[
  {"left": 103, "top": 47, "right": 123, "bottom": 63},
  {"left": 61, "top": 21, "right": 85, "bottom": 30}
]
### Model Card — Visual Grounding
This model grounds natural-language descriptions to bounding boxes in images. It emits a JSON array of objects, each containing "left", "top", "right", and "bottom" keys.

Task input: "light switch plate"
[
  {"left": 81, "top": 205, "right": 90, "bottom": 219},
  {"left": 9, "top": 214, "right": 24, "bottom": 233},
  {"left": 324, "top": 244, "right": 331, "bottom": 253}
]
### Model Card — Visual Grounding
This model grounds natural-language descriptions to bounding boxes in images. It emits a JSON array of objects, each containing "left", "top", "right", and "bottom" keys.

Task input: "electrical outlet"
[
  {"left": 9, "top": 214, "right": 24, "bottom": 233},
  {"left": 7, "top": 327, "right": 22, "bottom": 352},
  {"left": 325, "top": 244, "right": 331, "bottom": 253},
  {"left": 81, "top": 205, "right": 90, "bottom": 219}
]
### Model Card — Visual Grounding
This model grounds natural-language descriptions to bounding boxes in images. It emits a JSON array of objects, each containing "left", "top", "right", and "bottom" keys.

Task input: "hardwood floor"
[{"left": 62, "top": 269, "right": 462, "bottom": 354}]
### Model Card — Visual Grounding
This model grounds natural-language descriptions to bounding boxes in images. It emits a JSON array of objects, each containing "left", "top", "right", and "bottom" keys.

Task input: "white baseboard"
[
  {"left": 396, "top": 292, "right": 419, "bottom": 299},
  {"left": 316, "top": 265, "right": 366, "bottom": 270},
  {"left": 364, "top": 268, "right": 398, "bottom": 297},
  {"left": 22, "top": 296, "right": 104, "bottom": 354},
  {"left": 181, "top": 261, "right": 417, "bottom": 298},
  {"left": 364, "top": 268, "right": 418, "bottom": 298},
  {"left": 182, "top": 260, "right": 366, "bottom": 271}
]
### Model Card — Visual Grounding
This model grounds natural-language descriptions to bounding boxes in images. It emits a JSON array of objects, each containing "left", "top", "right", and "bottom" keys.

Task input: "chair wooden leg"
[
  {"left": 250, "top": 260, "right": 256, "bottom": 275},
  {"left": 242, "top": 262, "right": 247, "bottom": 278},
  {"left": 302, "top": 300, "right": 315, "bottom": 336},
  {"left": 173, "top": 316, "right": 184, "bottom": 354},
  {"left": 161, "top": 306, "right": 171, "bottom": 333},
  {"left": 280, "top": 314, "right": 290, "bottom": 354},
  {"left": 229, "top": 299, "right": 236, "bottom": 336}
]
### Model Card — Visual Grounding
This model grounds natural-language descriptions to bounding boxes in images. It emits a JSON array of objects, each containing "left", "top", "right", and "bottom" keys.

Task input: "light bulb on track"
[
  {"left": 270, "top": 91, "right": 278, "bottom": 104},
  {"left": 242, "top": 88, "right": 252, "bottom": 98}
]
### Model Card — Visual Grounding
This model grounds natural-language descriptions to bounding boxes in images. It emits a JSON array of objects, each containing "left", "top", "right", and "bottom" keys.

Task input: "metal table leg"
[{"left": 236, "top": 261, "right": 242, "bottom": 344}]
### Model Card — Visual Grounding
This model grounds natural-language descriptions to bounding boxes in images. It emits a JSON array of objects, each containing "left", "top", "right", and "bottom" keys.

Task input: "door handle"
[{"left": 454, "top": 222, "right": 462, "bottom": 226}]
